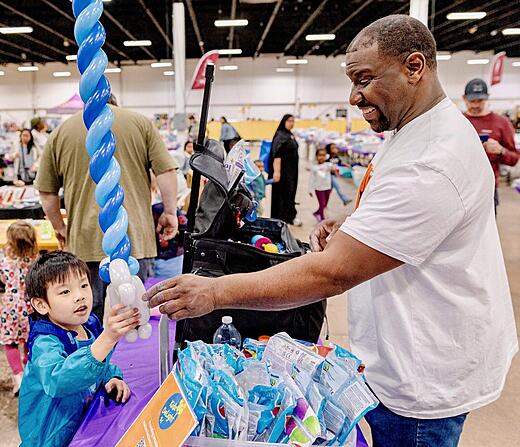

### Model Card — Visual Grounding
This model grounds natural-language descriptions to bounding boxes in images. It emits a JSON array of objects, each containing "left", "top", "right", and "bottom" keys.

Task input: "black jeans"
[{"left": 87, "top": 258, "right": 155, "bottom": 321}]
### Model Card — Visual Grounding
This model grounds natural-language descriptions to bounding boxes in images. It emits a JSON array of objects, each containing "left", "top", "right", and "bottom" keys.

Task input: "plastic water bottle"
[{"left": 213, "top": 316, "right": 242, "bottom": 348}]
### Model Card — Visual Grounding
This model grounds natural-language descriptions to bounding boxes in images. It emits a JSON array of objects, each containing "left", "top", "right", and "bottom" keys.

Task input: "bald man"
[{"left": 145, "top": 15, "right": 517, "bottom": 447}]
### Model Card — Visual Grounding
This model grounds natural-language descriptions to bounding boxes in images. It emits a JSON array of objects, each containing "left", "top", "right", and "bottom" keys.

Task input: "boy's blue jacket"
[{"left": 18, "top": 315, "right": 123, "bottom": 447}]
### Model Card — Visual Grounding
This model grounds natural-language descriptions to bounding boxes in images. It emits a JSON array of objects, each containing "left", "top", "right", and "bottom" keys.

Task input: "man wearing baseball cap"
[{"left": 463, "top": 78, "right": 519, "bottom": 213}]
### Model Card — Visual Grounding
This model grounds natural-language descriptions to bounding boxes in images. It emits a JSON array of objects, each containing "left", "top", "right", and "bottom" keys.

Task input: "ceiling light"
[
  {"left": 0, "top": 26, "right": 33, "bottom": 34},
  {"left": 276, "top": 68, "right": 294, "bottom": 73},
  {"left": 151, "top": 61, "right": 172, "bottom": 68},
  {"left": 17, "top": 66, "right": 38, "bottom": 72},
  {"left": 214, "top": 19, "right": 248, "bottom": 27},
  {"left": 305, "top": 34, "right": 335, "bottom": 41},
  {"left": 467, "top": 58, "right": 489, "bottom": 65},
  {"left": 105, "top": 67, "right": 122, "bottom": 73},
  {"left": 512, "top": 62, "right": 520, "bottom": 67},
  {"left": 163, "top": 70, "right": 175, "bottom": 76},
  {"left": 66, "top": 54, "right": 77, "bottom": 61},
  {"left": 219, "top": 65, "right": 239, "bottom": 71},
  {"left": 490, "top": 30, "right": 498, "bottom": 36},
  {"left": 436, "top": 54, "right": 452, "bottom": 61},
  {"left": 502, "top": 28, "right": 520, "bottom": 35},
  {"left": 0, "top": 71, "right": 4, "bottom": 76},
  {"left": 340, "top": 62, "right": 346, "bottom": 67},
  {"left": 53, "top": 71, "right": 71, "bottom": 77},
  {"left": 286, "top": 59, "right": 308, "bottom": 65},
  {"left": 447, "top": 12, "right": 486, "bottom": 20},
  {"left": 218, "top": 49, "right": 243, "bottom": 55},
  {"left": 123, "top": 40, "right": 152, "bottom": 47}
]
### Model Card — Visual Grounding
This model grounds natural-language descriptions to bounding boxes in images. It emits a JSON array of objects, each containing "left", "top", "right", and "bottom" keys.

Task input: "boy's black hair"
[{"left": 26, "top": 251, "right": 91, "bottom": 301}]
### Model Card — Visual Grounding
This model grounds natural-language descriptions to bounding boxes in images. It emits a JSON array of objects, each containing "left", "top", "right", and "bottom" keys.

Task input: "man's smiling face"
[{"left": 345, "top": 43, "right": 411, "bottom": 132}]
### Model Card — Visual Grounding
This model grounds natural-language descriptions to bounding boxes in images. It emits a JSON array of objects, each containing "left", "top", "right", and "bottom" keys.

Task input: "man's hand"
[
  {"left": 103, "top": 304, "right": 141, "bottom": 343},
  {"left": 309, "top": 218, "right": 343, "bottom": 252},
  {"left": 156, "top": 212, "right": 178, "bottom": 242},
  {"left": 54, "top": 225, "right": 67, "bottom": 250},
  {"left": 105, "top": 378, "right": 131, "bottom": 403},
  {"left": 143, "top": 274, "right": 216, "bottom": 321},
  {"left": 13, "top": 180, "right": 25, "bottom": 187},
  {"left": 272, "top": 172, "right": 281, "bottom": 183},
  {"left": 483, "top": 138, "right": 504, "bottom": 155}
]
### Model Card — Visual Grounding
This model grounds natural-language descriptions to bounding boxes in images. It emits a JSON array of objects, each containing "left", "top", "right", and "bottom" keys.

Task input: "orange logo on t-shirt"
[{"left": 355, "top": 163, "right": 373, "bottom": 209}]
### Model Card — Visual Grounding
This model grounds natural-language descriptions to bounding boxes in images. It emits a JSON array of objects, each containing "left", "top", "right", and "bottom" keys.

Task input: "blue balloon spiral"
[{"left": 72, "top": 0, "right": 139, "bottom": 282}]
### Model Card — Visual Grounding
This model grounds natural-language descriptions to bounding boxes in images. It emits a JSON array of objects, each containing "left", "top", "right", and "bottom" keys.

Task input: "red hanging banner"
[{"left": 490, "top": 51, "right": 506, "bottom": 86}]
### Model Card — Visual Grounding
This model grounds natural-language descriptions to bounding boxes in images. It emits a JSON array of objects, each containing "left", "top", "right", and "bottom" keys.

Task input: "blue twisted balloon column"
[{"left": 72, "top": 0, "right": 139, "bottom": 281}]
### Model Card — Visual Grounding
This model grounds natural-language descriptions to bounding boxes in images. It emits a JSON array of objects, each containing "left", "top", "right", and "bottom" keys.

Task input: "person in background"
[
  {"left": 179, "top": 140, "right": 194, "bottom": 176},
  {"left": 6, "top": 129, "right": 38, "bottom": 186},
  {"left": 325, "top": 143, "right": 351, "bottom": 205},
  {"left": 36, "top": 94, "right": 178, "bottom": 321},
  {"left": 251, "top": 159, "right": 268, "bottom": 216},
  {"left": 268, "top": 114, "right": 302, "bottom": 226},
  {"left": 463, "top": 78, "right": 519, "bottom": 213},
  {"left": 19, "top": 251, "right": 137, "bottom": 447},
  {"left": 219, "top": 116, "right": 240, "bottom": 153},
  {"left": 187, "top": 114, "right": 199, "bottom": 142},
  {"left": 309, "top": 148, "right": 334, "bottom": 222},
  {"left": 0, "top": 221, "right": 38, "bottom": 395},
  {"left": 30, "top": 117, "right": 48, "bottom": 164}
]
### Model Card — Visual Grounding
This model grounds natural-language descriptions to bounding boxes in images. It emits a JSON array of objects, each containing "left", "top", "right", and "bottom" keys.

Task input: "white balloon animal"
[{"left": 104, "top": 258, "right": 152, "bottom": 342}]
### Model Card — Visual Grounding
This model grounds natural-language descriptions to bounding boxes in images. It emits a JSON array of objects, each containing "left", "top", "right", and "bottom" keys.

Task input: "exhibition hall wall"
[{"left": 0, "top": 52, "right": 519, "bottom": 124}]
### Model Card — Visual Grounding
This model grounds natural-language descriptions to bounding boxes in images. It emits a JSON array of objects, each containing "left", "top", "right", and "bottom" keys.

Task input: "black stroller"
[{"left": 160, "top": 65, "right": 326, "bottom": 379}]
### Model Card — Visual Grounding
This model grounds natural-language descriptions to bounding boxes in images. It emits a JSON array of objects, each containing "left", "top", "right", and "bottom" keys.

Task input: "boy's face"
[{"left": 32, "top": 273, "right": 93, "bottom": 330}]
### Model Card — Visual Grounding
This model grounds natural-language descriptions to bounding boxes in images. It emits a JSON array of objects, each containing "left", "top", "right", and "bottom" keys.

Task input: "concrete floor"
[{"left": 0, "top": 161, "right": 518, "bottom": 446}]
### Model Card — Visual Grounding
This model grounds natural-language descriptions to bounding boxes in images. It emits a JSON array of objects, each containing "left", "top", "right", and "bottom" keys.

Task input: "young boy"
[{"left": 18, "top": 251, "right": 140, "bottom": 447}]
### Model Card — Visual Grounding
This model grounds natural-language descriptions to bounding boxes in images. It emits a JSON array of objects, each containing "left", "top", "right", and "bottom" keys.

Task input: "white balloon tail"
[
  {"left": 125, "top": 329, "right": 138, "bottom": 343},
  {"left": 138, "top": 323, "right": 153, "bottom": 340}
]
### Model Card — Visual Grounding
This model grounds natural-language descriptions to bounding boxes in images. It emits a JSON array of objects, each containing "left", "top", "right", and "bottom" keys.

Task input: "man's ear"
[
  {"left": 31, "top": 297, "right": 49, "bottom": 316},
  {"left": 404, "top": 52, "right": 427, "bottom": 85}
]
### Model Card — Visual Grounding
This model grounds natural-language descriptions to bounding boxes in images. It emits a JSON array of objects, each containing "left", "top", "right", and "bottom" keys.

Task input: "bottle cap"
[{"left": 222, "top": 316, "right": 233, "bottom": 324}]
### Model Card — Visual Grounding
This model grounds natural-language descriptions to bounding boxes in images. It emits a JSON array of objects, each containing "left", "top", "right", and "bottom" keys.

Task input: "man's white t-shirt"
[{"left": 341, "top": 98, "right": 518, "bottom": 419}]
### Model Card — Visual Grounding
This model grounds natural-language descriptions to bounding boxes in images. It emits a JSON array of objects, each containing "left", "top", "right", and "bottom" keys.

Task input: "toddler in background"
[
  {"left": 309, "top": 148, "right": 334, "bottom": 222},
  {"left": 18, "top": 251, "right": 139, "bottom": 447},
  {"left": 252, "top": 159, "right": 269, "bottom": 216},
  {"left": 325, "top": 143, "right": 351, "bottom": 205},
  {"left": 0, "top": 220, "right": 38, "bottom": 395}
]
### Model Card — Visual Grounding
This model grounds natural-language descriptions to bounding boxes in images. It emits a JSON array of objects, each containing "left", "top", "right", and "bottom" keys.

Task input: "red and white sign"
[
  {"left": 190, "top": 50, "right": 219, "bottom": 90},
  {"left": 490, "top": 51, "right": 506, "bottom": 86}
]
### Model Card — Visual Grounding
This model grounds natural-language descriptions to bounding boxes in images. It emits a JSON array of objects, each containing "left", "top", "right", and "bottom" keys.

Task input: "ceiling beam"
[
  {"left": 283, "top": 0, "right": 330, "bottom": 54},
  {"left": 0, "top": 47, "right": 24, "bottom": 61},
  {"left": 437, "top": 6, "right": 516, "bottom": 49},
  {"left": 38, "top": 0, "right": 135, "bottom": 62},
  {"left": 136, "top": 0, "right": 173, "bottom": 50},
  {"left": 0, "top": 37, "right": 54, "bottom": 62},
  {"left": 254, "top": 0, "right": 283, "bottom": 58},
  {"left": 0, "top": 1, "right": 75, "bottom": 46},
  {"left": 326, "top": 0, "right": 376, "bottom": 57},
  {"left": 228, "top": 0, "right": 238, "bottom": 51},
  {"left": 442, "top": 18, "right": 520, "bottom": 52},
  {"left": 39, "top": 0, "right": 74, "bottom": 23},
  {"left": 0, "top": 21, "right": 68, "bottom": 57},
  {"left": 434, "top": 0, "right": 505, "bottom": 36},
  {"left": 103, "top": 9, "right": 157, "bottom": 61},
  {"left": 185, "top": 0, "right": 204, "bottom": 55}
]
